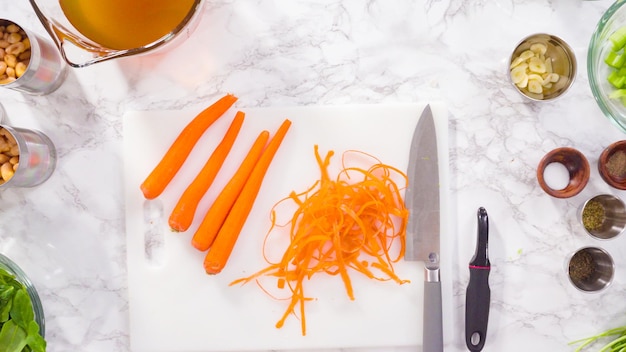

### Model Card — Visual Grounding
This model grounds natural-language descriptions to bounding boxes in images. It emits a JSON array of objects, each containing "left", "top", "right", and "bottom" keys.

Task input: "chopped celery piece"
[
  {"left": 609, "top": 88, "right": 626, "bottom": 99},
  {"left": 608, "top": 71, "right": 626, "bottom": 88},
  {"left": 610, "top": 26, "right": 626, "bottom": 51},
  {"left": 605, "top": 50, "right": 626, "bottom": 68}
]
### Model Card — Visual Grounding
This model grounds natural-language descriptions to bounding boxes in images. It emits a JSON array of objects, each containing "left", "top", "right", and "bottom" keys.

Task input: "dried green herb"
[
  {"left": 607, "top": 150, "right": 626, "bottom": 178},
  {"left": 569, "top": 250, "right": 595, "bottom": 283},
  {"left": 582, "top": 200, "right": 605, "bottom": 232}
]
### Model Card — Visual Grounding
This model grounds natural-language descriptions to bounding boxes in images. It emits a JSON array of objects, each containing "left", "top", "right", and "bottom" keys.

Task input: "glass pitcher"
[{"left": 28, "top": 0, "right": 204, "bottom": 68}]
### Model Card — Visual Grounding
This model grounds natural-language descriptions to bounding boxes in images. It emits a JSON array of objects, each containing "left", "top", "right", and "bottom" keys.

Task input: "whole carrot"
[
  {"left": 203, "top": 119, "right": 292, "bottom": 274},
  {"left": 191, "top": 129, "right": 270, "bottom": 251},
  {"left": 168, "top": 111, "right": 246, "bottom": 232},
  {"left": 140, "top": 94, "right": 238, "bottom": 199}
]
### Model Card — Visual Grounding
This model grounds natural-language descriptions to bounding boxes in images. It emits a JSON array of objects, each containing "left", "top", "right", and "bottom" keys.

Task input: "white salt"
[{"left": 543, "top": 162, "right": 570, "bottom": 190}]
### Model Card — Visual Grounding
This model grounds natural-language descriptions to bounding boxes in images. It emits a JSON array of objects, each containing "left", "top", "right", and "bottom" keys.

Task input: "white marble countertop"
[{"left": 0, "top": 0, "right": 624, "bottom": 351}]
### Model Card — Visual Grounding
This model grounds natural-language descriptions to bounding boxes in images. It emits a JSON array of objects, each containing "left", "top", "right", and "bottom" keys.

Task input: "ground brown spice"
[
  {"left": 607, "top": 150, "right": 626, "bottom": 178},
  {"left": 569, "top": 250, "right": 595, "bottom": 283}
]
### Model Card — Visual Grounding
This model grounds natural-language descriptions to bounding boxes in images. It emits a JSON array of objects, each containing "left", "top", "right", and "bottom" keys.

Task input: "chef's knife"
[
  {"left": 465, "top": 207, "right": 490, "bottom": 352},
  {"left": 404, "top": 105, "right": 443, "bottom": 352}
]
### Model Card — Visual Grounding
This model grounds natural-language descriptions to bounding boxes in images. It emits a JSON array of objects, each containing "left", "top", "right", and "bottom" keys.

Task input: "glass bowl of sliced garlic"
[{"left": 509, "top": 33, "right": 577, "bottom": 101}]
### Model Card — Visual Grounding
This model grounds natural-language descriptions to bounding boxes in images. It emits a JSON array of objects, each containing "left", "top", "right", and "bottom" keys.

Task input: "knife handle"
[
  {"left": 465, "top": 266, "right": 490, "bottom": 352},
  {"left": 423, "top": 279, "right": 443, "bottom": 352}
]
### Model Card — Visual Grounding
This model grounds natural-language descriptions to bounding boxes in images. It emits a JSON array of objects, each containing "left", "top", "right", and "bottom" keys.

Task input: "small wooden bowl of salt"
[
  {"left": 537, "top": 147, "right": 590, "bottom": 198},
  {"left": 599, "top": 140, "right": 626, "bottom": 190}
]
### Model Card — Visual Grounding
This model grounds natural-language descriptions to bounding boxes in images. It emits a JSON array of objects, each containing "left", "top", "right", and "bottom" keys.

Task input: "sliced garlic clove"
[
  {"left": 519, "top": 50, "right": 535, "bottom": 61},
  {"left": 516, "top": 75, "right": 529, "bottom": 89},
  {"left": 528, "top": 79, "right": 543, "bottom": 94},
  {"left": 544, "top": 58, "right": 553, "bottom": 74},
  {"left": 510, "top": 56, "right": 525, "bottom": 68},
  {"left": 511, "top": 65, "right": 528, "bottom": 84},
  {"left": 528, "top": 57, "right": 546, "bottom": 74},
  {"left": 537, "top": 53, "right": 546, "bottom": 63},
  {"left": 530, "top": 43, "right": 548, "bottom": 56},
  {"left": 548, "top": 73, "right": 560, "bottom": 83},
  {"left": 527, "top": 74, "right": 544, "bottom": 85}
]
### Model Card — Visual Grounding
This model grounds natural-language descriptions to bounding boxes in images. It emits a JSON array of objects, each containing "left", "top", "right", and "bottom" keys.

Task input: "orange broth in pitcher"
[{"left": 59, "top": 0, "right": 197, "bottom": 50}]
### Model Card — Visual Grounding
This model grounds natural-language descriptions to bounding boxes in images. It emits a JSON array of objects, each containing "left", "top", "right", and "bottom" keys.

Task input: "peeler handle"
[
  {"left": 465, "top": 265, "right": 490, "bottom": 351},
  {"left": 465, "top": 207, "right": 490, "bottom": 352}
]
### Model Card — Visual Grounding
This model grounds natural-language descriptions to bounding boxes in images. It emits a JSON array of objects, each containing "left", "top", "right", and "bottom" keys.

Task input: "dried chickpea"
[
  {"left": 4, "top": 54, "right": 16, "bottom": 68},
  {"left": 0, "top": 162, "right": 13, "bottom": 182},
  {"left": 14, "top": 62, "right": 26, "bottom": 78},
  {"left": 8, "top": 145, "right": 18, "bottom": 157},
  {"left": 0, "top": 22, "right": 30, "bottom": 85},
  {"left": 6, "top": 24, "right": 19, "bottom": 34},
  {"left": 0, "top": 139, "right": 9, "bottom": 153},
  {"left": 0, "top": 77, "right": 15, "bottom": 85},
  {"left": 0, "top": 127, "right": 19, "bottom": 183},
  {"left": 5, "top": 67, "right": 14, "bottom": 78},
  {"left": 0, "top": 129, "right": 15, "bottom": 143},
  {"left": 5, "top": 42, "right": 24, "bottom": 56},
  {"left": 7, "top": 32, "right": 21, "bottom": 44}
]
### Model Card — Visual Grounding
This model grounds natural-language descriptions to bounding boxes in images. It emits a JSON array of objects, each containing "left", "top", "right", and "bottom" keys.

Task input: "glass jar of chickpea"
[{"left": 0, "top": 19, "right": 67, "bottom": 95}]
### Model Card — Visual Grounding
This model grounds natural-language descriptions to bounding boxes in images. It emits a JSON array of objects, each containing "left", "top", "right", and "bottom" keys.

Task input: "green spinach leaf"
[
  {"left": 0, "top": 267, "right": 45, "bottom": 352},
  {"left": 0, "top": 319, "right": 27, "bottom": 352},
  {"left": 25, "top": 321, "right": 45, "bottom": 352},
  {"left": 10, "top": 290, "right": 34, "bottom": 330}
]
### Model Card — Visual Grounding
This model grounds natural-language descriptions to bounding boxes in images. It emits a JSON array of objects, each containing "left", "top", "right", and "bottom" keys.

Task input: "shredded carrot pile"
[{"left": 230, "top": 145, "right": 410, "bottom": 336}]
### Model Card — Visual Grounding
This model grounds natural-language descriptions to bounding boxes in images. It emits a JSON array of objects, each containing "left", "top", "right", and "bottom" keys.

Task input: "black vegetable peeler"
[{"left": 465, "top": 207, "right": 490, "bottom": 352}]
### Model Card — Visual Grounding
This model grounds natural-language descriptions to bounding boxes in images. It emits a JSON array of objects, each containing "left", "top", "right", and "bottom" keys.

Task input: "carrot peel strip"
[{"left": 231, "top": 145, "right": 409, "bottom": 335}]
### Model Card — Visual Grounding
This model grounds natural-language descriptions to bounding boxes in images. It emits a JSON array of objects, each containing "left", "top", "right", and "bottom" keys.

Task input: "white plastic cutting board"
[{"left": 123, "top": 103, "right": 449, "bottom": 352}]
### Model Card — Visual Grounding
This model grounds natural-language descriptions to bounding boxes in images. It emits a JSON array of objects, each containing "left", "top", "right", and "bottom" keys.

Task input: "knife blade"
[
  {"left": 465, "top": 207, "right": 490, "bottom": 352},
  {"left": 404, "top": 104, "right": 443, "bottom": 352}
]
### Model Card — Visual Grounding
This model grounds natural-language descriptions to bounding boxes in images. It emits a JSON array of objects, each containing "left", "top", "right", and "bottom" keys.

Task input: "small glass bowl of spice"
[
  {"left": 599, "top": 140, "right": 626, "bottom": 190},
  {"left": 567, "top": 246, "right": 614, "bottom": 293},
  {"left": 579, "top": 194, "right": 626, "bottom": 240}
]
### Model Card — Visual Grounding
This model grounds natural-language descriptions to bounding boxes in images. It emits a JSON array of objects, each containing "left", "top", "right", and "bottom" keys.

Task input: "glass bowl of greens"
[
  {"left": 588, "top": 0, "right": 626, "bottom": 133},
  {"left": 0, "top": 252, "right": 46, "bottom": 351}
]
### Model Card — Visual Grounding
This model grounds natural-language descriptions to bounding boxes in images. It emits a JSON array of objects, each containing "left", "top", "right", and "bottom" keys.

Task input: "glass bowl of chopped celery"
[
  {"left": 588, "top": 0, "right": 626, "bottom": 133},
  {"left": 0, "top": 252, "right": 46, "bottom": 351}
]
